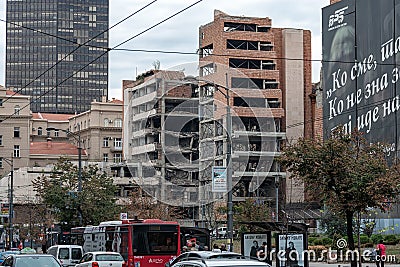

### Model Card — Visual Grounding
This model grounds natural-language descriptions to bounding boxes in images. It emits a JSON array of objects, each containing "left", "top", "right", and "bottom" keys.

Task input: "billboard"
[
  {"left": 277, "top": 233, "right": 305, "bottom": 267},
  {"left": 212, "top": 166, "right": 227, "bottom": 192},
  {"left": 241, "top": 232, "right": 269, "bottom": 259},
  {"left": 322, "top": 0, "right": 400, "bottom": 156}
]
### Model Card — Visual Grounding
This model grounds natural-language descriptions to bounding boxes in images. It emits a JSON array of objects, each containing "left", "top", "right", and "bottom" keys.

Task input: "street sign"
[
  {"left": 120, "top": 213, "right": 128, "bottom": 220},
  {"left": 0, "top": 203, "right": 9, "bottom": 217},
  {"left": 212, "top": 166, "right": 227, "bottom": 192}
]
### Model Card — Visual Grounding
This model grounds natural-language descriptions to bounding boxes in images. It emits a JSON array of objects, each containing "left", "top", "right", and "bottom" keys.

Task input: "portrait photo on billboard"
[
  {"left": 277, "top": 234, "right": 304, "bottom": 267},
  {"left": 241, "top": 232, "right": 270, "bottom": 260}
]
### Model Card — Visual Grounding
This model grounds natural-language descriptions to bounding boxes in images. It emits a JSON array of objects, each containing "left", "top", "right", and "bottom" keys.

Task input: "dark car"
[
  {"left": 165, "top": 251, "right": 245, "bottom": 267},
  {"left": 1, "top": 254, "right": 62, "bottom": 267}
]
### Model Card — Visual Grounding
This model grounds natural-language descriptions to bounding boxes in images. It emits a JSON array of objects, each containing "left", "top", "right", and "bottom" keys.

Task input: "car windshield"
[
  {"left": 95, "top": 254, "right": 124, "bottom": 261},
  {"left": 15, "top": 256, "right": 60, "bottom": 267}
]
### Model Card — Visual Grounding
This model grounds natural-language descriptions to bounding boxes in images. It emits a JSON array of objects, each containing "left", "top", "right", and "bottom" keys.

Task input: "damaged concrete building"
[
  {"left": 123, "top": 10, "right": 316, "bottom": 222},
  {"left": 197, "top": 10, "right": 313, "bottom": 221},
  {"left": 123, "top": 70, "right": 200, "bottom": 217}
]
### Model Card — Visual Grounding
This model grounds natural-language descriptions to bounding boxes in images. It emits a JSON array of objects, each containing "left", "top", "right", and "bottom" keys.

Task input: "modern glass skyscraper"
[{"left": 6, "top": 0, "right": 109, "bottom": 114}]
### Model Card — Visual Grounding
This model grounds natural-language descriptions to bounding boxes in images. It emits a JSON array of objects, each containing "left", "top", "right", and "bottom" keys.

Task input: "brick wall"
[{"left": 303, "top": 30, "right": 314, "bottom": 139}]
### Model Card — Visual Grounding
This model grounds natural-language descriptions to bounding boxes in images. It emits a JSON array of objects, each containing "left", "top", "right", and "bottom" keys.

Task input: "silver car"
[
  {"left": 1, "top": 254, "right": 62, "bottom": 267},
  {"left": 75, "top": 252, "right": 125, "bottom": 267}
]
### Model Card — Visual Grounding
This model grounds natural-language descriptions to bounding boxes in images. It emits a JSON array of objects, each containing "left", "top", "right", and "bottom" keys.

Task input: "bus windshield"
[{"left": 133, "top": 225, "right": 178, "bottom": 255}]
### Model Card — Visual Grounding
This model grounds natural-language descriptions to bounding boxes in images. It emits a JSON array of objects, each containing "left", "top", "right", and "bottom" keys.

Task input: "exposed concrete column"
[{"left": 160, "top": 79, "right": 166, "bottom": 202}]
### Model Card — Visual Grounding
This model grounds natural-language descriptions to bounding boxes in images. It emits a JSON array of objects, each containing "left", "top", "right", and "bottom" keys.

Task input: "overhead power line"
[
  {"left": 0, "top": 0, "right": 204, "bottom": 124},
  {"left": 0, "top": 0, "right": 159, "bottom": 105}
]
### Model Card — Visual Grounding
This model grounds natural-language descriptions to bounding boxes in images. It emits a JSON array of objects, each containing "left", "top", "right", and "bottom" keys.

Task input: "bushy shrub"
[
  {"left": 370, "top": 234, "right": 383, "bottom": 245},
  {"left": 383, "top": 234, "right": 398, "bottom": 245},
  {"left": 321, "top": 237, "right": 333, "bottom": 247},
  {"left": 359, "top": 235, "right": 371, "bottom": 244},
  {"left": 308, "top": 237, "right": 317, "bottom": 245},
  {"left": 313, "top": 239, "right": 324, "bottom": 246}
]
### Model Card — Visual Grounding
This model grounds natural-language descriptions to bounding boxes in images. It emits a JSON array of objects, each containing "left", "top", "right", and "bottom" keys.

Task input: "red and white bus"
[{"left": 71, "top": 219, "right": 181, "bottom": 267}]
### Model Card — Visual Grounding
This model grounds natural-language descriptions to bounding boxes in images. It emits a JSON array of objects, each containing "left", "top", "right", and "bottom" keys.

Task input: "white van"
[
  {"left": 47, "top": 245, "right": 83, "bottom": 267},
  {"left": 212, "top": 227, "right": 236, "bottom": 238}
]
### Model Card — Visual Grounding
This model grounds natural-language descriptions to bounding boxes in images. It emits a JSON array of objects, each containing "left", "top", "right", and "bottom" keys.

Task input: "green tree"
[
  {"left": 234, "top": 199, "right": 271, "bottom": 232},
  {"left": 33, "top": 158, "right": 119, "bottom": 228},
  {"left": 126, "top": 187, "right": 182, "bottom": 220},
  {"left": 279, "top": 128, "right": 400, "bottom": 267},
  {"left": 319, "top": 209, "right": 347, "bottom": 237}
]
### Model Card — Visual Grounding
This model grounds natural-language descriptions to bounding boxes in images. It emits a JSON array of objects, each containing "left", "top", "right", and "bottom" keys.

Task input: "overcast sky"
[{"left": 0, "top": 0, "right": 329, "bottom": 100}]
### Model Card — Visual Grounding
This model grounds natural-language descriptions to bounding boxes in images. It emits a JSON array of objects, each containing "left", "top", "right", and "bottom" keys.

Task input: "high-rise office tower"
[{"left": 6, "top": 0, "right": 109, "bottom": 114}]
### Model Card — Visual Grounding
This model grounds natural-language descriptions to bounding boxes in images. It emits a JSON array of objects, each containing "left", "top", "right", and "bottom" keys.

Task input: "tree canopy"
[
  {"left": 33, "top": 158, "right": 119, "bottom": 228},
  {"left": 279, "top": 128, "right": 400, "bottom": 267}
]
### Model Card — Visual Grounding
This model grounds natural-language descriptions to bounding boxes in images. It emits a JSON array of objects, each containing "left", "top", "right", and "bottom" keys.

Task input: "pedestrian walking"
[{"left": 376, "top": 240, "right": 386, "bottom": 267}]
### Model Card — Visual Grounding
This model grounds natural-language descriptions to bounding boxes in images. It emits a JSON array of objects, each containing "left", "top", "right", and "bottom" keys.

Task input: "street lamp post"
[
  {"left": 225, "top": 79, "right": 234, "bottom": 253},
  {"left": 3, "top": 155, "right": 14, "bottom": 249},
  {"left": 274, "top": 174, "right": 281, "bottom": 222},
  {"left": 46, "top": 127, "right": 82, "bottom": 225}
]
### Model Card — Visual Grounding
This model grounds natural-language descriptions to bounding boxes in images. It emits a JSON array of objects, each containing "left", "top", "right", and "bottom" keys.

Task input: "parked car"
[
  {"left": 165, "top": 251, "right": 245, "bottom": 267},
  {"left": 0, "top": 253, "right": 61, "bottom": 267},
  {"left": 0, "top": 251, "right": 20, "bottom": 264},
  {"left": 47, "top": 245, "right": 83, "bottom": 267},
  {"left": 75, "top": 252, "right": 125, "bottom": 267},
  {"left": 171, "top": 259, "right": 271, "bottom": 267}
]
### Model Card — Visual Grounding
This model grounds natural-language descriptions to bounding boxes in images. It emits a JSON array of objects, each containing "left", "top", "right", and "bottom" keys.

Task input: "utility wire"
[
  {"left": 0, "top": 0, "right": 158, "bottom": 104},
  {"left": 1, "top": 1, "right": 394, "bottom": 133},
  {"left": 0, "top": 0, "right": 204, "bottom": 124}
]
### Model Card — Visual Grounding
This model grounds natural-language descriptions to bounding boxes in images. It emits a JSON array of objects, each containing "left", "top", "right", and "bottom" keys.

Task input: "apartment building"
[
  {"left": 123, "top": 70, "right": 200, "bottom": 213},
  {"left": 0, "top": 86, "right": 127, "bottom": 203},
  {"left": 31, "top": 113, "right": 73, "bottom": 143},
  {"left": 0, "top": 86, "right": 31, "bottom": 178},
  {"left": 198, "top": 10, "right": 313, "bottom": 219},
  {"left": 6, "top": 0, "right": 109, "bottom": 114}
]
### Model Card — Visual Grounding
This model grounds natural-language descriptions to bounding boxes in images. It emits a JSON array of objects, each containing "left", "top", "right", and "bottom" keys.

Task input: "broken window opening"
[
  {"left": 199, "top": 104, "right": 214, "bottom": 120},
  {"left": 215, "top": 140, "right": 223, "bottom": 156},
  {"left": 231, "top": 77, "right": 279, "bottom": 89},
  {"left": 227, "top": 39, "right": 258, "bottom": 50},
  {"left": 215, "top": 120, "right": 224, "bottom": 136},
  {"left": 200, "top": 85, "right": 215, "bottom": 101},
  {"left": 229, "top": 58, "right": 260, "bottom": 69},
  {"left": 200, "top": 63, "right": 216, "bottom": 76},
  {"left": 264, "top": 79, "right": 278, "bottom": 89},
  {"left": 267, "top": 98, "right": 280, "bottom": 108},
  {"left": 262, "top": 60, "right": 275, "bottom": 70},
  {"left": 200, "top": 43, "right": 213, "bottom": 57},
  {"left": 231, "top": 77, "right": 259, "bottom": 89},
  {"left": 200, "top": 122, "right": 214, "bottom": 139},
  {"left": 239, "top": 117, "right": 260, "bottom": 132},
  {"left": 224, "top": 22, "right": 256, "bottom": 32},
  {"left": 260, "top": 41, "right": 273, "bottom": 51},
  {"left": 257, "top": 26, "right": 270, "bottom": 32},
  {"left": 233, "top": 97, "right": 265, "bottom": 108}
]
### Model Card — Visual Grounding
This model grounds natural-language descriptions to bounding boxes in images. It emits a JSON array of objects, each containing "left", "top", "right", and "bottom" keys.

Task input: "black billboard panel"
[{"left": 322, "top": 0, "right": 400, "bottom": 157}]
